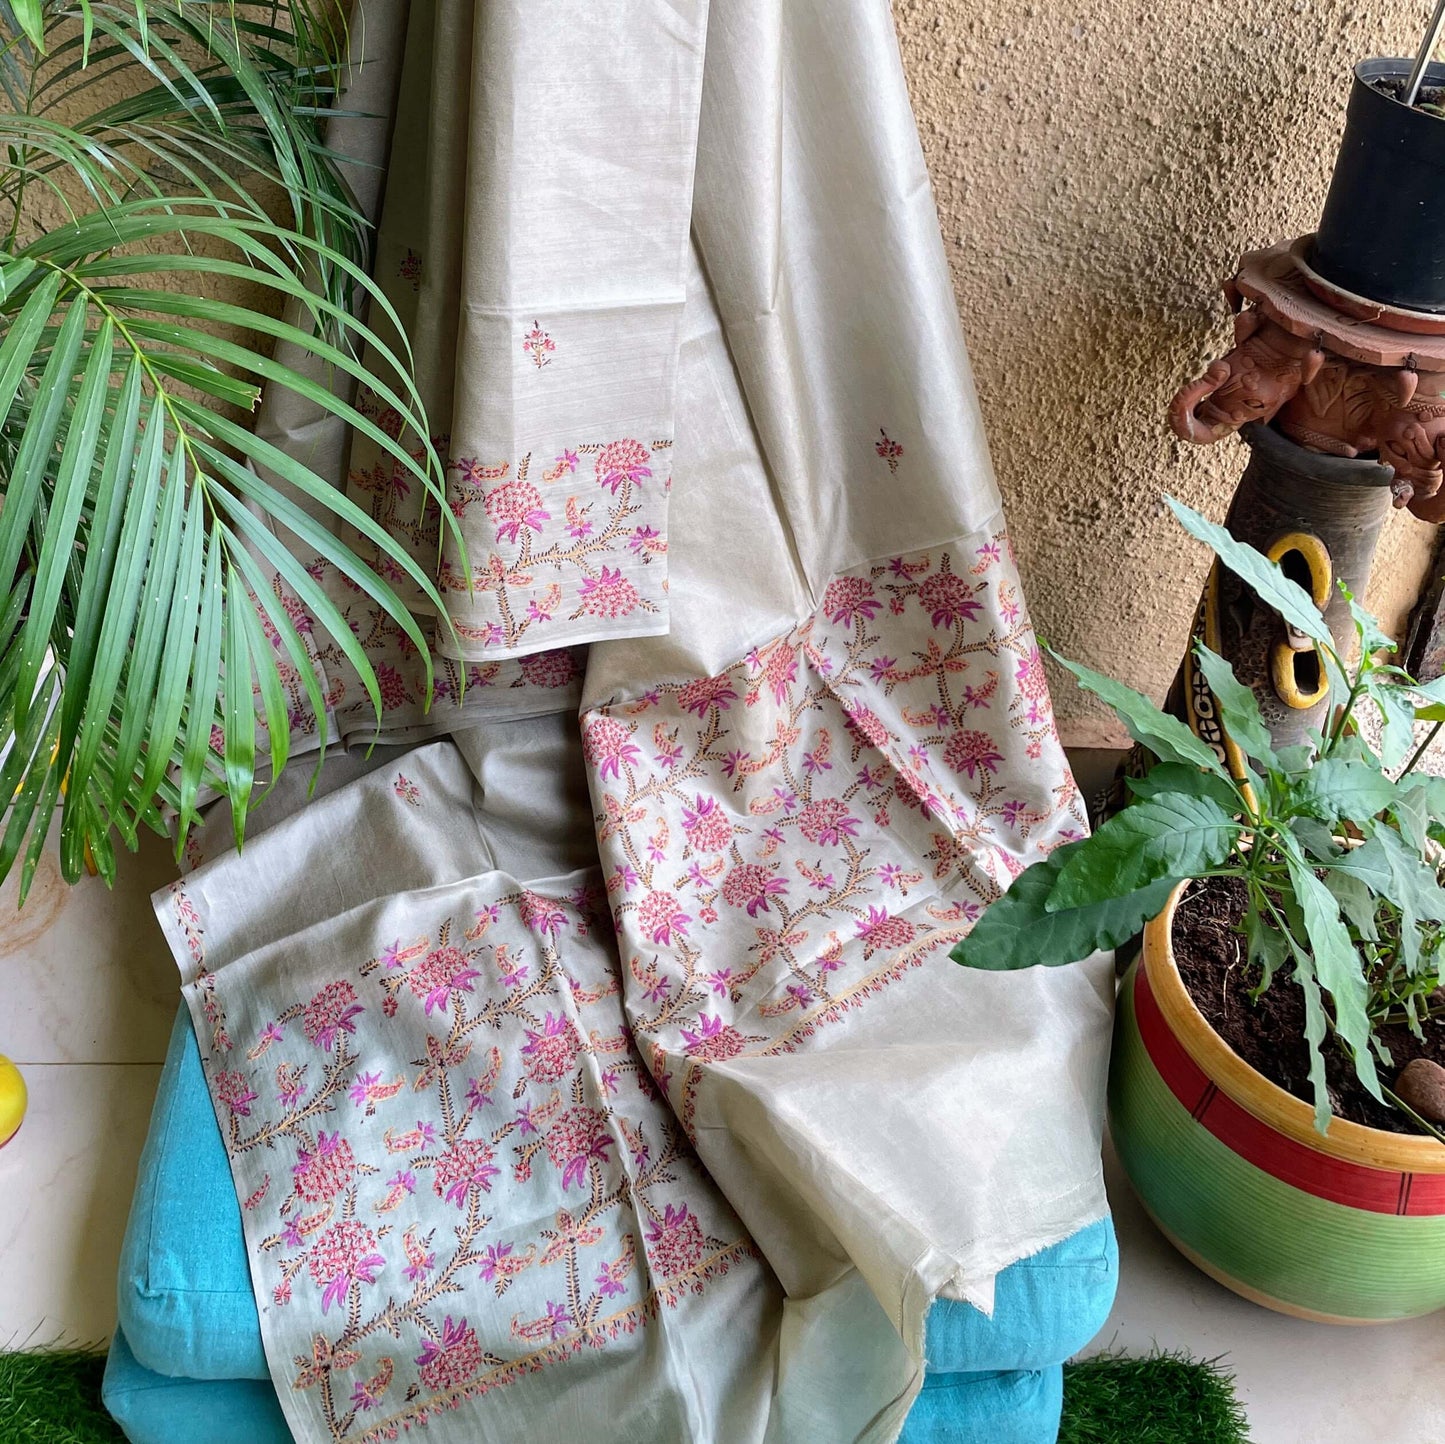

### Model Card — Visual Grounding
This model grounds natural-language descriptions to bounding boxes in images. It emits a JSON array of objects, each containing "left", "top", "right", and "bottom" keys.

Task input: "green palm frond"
[{"left": 0, "top": 0, "right": 461, "bottom": 898}]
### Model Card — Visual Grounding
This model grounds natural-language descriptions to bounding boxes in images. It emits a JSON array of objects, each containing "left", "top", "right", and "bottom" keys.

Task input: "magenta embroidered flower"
[
  {"left": 301, "top": 980, "right": 363, "bottom": 1050},
  {"left": 823, "top": 575, "right": 882, "bottom": 626},
  {"left": 843, "top": 700, "right": 893, "bottom": 751},
  {"left": 398, "top": 248, "right": 421, "bottom": 289},
  {"left": 543, "top": 1106, "right": 614, "bottom": 1189},
  {"left": 595, "top": 1258, "right": 628, "bottom": 1298},
  {"left": 432, "top": 1138, "right": 500, "bottom": 1207},
  {"left": 798, "top": 798, "right": 861, "bottom": 847},
  {"left": 416, "top": 1316, "right": 484, "bottom": 1394},
  {"left": 943, "top": 727, "right": 1005, "bottom": 780},
  {"left": 677, "top": 674, "right": 738, "bottom": 716},
  {"left": 855, "top": 906, "right": 918, "bottom": 959},
  {"left": 374, "top": 662, "right": 410, "bottom": 711},
  {"left": 543, "top": 1300, "right": 573, "bottom": 1340},
  {"left": 406, "top": 945, "right": 482, "bottom": 1016},
  {"left": 307, "top": 1220, "right": 384, "bottom": 1313},
  {"left": 645, "top": 1202, "right": 705, "bottom": 1277},
  {"left": 1014, "top": 646, "right": 1050, "bottom": 704},
  {"left": 520, "top": 1013, "right": 581, "bottom": 1084},
  {"left": 681, "top": 794, "right": 733, "bottom": 853},
  {"left": 594, "top": 439, "right": 652, "bottom": 494},
  {"left": 720, "top": 862, "right": 790, "bottom": 917},
  {"left": 680, "top": 1013, "right": 747, "bottom": 1062},
  {"left": 519, "top": 889, "right": 568, "bottom": 937},
  {"left": 519, "top": 648, "right": 580, "bottom": 689},
  {"left": 476, "top": 1243, "right": 511, "bottom": 1288},
  {"left": 761, "top": 642, "right": 799, "bottom": 703},
  {"left": 215, "top": 1070, "right": 257, "bottom": 1118},
  {"left": 918, "top": 571, "right": 984, "bottom": 628},
  {"left": 582, "top": 715, "right": 642, "bottom": 781},
  {"left": 292, "top": 1131, "right": 356, "bottom": 1203},
  {"left": 576, "top": 567, "right": 641, "bottom": 619},
  {"left": 483, "top": 480, "right": 550, "bottom": 543},
  {"left": 636, "top": 889, "right": 690, "bottom": 945}
]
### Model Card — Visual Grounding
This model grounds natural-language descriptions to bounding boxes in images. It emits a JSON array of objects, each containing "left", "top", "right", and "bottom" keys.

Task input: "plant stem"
[{"left": 1401, "top": 718, "right": 1445, "bottom": 777}]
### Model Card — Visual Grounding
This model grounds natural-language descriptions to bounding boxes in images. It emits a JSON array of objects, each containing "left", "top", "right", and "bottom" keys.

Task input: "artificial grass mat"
[
  {"left": 0, "top": 1348, "right": 1250, "bottom": 1443},
  {"left": 1061, "top": 1354, "right": 1251, "bottom": 1444}
]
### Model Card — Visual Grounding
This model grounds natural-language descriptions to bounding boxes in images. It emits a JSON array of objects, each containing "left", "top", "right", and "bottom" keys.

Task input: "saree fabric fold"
[{"left": 151, "top": 0, "right": 1115, "bottom": 1439}]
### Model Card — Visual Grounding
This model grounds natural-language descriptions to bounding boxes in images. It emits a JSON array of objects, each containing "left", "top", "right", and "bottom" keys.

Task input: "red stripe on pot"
[{"left": 1133, "top": 965, "right": 1445, "bottom": 1216}]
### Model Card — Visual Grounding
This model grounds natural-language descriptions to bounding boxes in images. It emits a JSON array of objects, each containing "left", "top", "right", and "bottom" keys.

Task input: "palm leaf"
[{"left": 0, "top": 0, "right": 463, "bottom": 892}]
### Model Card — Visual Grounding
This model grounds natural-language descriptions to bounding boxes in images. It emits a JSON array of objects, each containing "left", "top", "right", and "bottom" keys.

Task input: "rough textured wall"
[{"left": 895, "top": 0, "right": 1443, "bottom": 745}]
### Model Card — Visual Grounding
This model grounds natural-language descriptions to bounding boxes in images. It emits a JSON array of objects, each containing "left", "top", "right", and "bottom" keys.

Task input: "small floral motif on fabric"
[
  {"left": 522, "top": 321, "right": 555, "bottom": 370},
  {"left": 875, "top": 429, "right": 904, "bottom": 474},
  {"left": 581, "top": 533, "right": 1084, "bottom": 1128},
  {"left": 179, "top": 879, "right": 758, "bottom": 1444},
  {"left": 398, "top": 249, "right": 422, "bottom": 292}
]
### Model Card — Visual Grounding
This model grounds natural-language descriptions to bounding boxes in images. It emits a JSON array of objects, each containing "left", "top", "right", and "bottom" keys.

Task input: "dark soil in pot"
[
  {"left": 1369, "top": 76, "right": 1445, "bottom": 114},
  {"left": 1171, "top": 876, "right": 1445, "bottom": 1134}
]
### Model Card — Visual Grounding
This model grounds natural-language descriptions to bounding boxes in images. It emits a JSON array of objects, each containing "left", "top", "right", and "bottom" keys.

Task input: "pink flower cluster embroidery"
[
  {"left": 582, "top": 534, "right": 1084, "bottom": 1129},
  {"left": 185, "top": 879, "right": 758, "bottom": 1443}
]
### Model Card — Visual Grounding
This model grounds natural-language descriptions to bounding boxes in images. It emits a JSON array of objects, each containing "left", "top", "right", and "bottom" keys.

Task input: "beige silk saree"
[{"left": 157, "top": 2, "right": 1114, "bottom": 1439}]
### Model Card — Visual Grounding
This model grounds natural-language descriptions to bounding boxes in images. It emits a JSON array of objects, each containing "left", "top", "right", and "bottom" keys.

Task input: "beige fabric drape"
[{"left": 158, "top": 2, "right": 1114, "bottom": 1439}]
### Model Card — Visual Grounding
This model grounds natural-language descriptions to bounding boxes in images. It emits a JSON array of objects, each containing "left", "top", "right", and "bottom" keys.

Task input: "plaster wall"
[{"left": 895, "top": 0, "right": 1443, "bottom": 745}]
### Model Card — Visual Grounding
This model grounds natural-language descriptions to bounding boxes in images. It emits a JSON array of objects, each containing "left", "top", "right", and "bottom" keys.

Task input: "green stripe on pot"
[{"left": 1110, "top": 961, "right": 1445, "bottom": 1323}]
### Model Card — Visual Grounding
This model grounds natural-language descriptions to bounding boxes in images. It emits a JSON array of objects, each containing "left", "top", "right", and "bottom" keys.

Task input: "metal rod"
[{"left": 1405, "top": 0, "right": 1445, "bottom": 107}]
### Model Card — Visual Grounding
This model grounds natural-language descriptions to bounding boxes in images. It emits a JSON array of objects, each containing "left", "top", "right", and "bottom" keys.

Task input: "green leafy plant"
[
  {"left": 0, "top": 1, "right": 459, "bottom": 896},
  {"left": 953, "top": 495, "right": 1445, "bottom": 1135}
]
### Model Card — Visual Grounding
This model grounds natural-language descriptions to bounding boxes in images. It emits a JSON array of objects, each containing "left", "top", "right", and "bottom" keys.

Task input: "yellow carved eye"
[{"left": 1266, "top": 532, "right": 1333, "bottom": 709}]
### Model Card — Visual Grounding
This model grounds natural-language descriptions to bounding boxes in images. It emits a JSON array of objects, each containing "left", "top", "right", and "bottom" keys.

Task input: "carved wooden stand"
[{"left": 1166, "top": 235, "right": 1445, "bottom": 770}]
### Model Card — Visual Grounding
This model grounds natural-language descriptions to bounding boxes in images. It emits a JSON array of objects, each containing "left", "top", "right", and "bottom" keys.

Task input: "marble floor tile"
[
  {"left": 0, "top": 1063, "right": 159, "bottom": 1346},
  {"left": 1, "top": 828, "right": 181, "bottom": 1065}
]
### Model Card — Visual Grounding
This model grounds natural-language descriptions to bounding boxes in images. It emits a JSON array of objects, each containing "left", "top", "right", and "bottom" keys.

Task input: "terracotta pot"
[{"left": 1109, "top": 884, "right": 1445, "bottom": 1323}]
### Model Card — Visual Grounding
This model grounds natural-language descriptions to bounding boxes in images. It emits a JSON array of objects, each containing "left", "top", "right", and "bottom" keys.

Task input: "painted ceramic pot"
[{"left": 1110, "top": 885, "right": 1445, "bottom": 1323}]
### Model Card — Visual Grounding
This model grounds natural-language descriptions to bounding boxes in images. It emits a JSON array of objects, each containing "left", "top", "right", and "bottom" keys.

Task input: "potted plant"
[
  {"left": 0, "top": 0, "right": 457, "bottom": 898},
  {"left": 953, "top": 496, "right": 1445, "bottom": 1323},
  {"left": 1312, "top": 18, "right": 1445, "bottom": 312}
]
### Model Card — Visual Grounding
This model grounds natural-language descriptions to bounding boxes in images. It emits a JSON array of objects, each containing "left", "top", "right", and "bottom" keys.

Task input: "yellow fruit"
[{"left": 0, "top": 1055, "right": 26, "bottom": 1148}]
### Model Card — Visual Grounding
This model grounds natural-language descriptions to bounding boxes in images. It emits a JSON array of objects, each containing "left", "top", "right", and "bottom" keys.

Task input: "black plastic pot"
[{"left": 1312, "top": 58, "right": 1445, "bottom": 313}]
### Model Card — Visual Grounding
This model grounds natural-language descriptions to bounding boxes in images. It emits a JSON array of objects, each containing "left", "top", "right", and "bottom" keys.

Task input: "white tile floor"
[{"left": 0, "top": 825, "right": 1441, "bottom": 1441}]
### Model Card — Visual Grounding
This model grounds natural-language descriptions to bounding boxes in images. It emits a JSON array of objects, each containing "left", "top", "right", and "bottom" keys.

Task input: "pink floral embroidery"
[
  {"left": 293, "top": 1132, "right": 356, "bottom": 1203},
  {"left": 195, "top": 878, "right": 758, "bottom": 1441},
  {"left": 307, "top": 1220, "right": 385, "bottom": 1313},
  {"left": 581, "top": 534, "right": 1084, "bottom": 1133},
  {"left": 875, "top": 429, "right": 904, "bottom": 473},
  {"left": 522, "top": 321, "right": 555, "bottom": 370},
  {"left": 432, "top": 1139, "right": 500, "bottom": 1206},
  {"left": 299, "top": 980, "right": 363, "bottom": 1051},
  {"left": 484, "top": 481, "right": 550, "bottom": 544},
  {"left": 520, "top": 1014, "right": 580, "bottom": 1084},
  {"left": 595, "top": 439, "right": 652, "bottom": 494},
  {"left": 543, "top": 1106, "right": 614, "bottom": 1189},
  {"left": 216, "top": 1070, "right": 258, "bottom": 1118},
  {"left": 393, "top": 772, "right": 421, "bottom": 807},
  {"left": 645, "top": 1203, "right": 704, "bottom": 1277},
  {"left": 416, "top": 1316, "right": 483, "bottom": 1393},
  {"left": 398, "top": 248, "right": 421, "bottom": 290},
  {"left": 575, "top": 566, "right": 641, "bottom": 620}
]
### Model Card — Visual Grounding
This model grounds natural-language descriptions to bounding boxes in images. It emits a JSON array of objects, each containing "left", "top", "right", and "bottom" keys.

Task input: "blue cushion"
[
  {"left": 922, "top": 1217, "right": 1118, "bottom": 1375},
  {"left": 116, "top": 1007, "right": 268, "bottom": 1382},
  {"left": 899, "top": 1365, "right": 1063, "bottom": 1444},
  {"left": 102, "top": 1327, "right": 290, "bottom": 1444}
]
